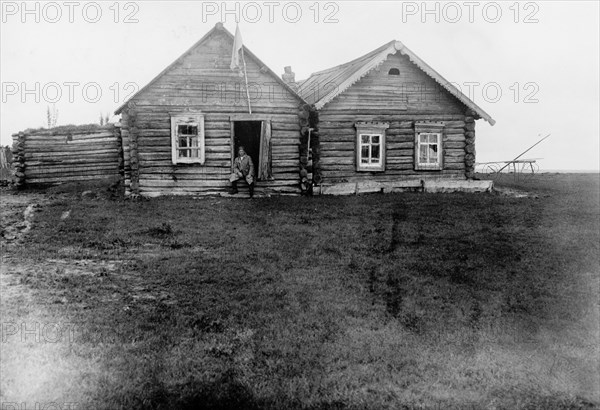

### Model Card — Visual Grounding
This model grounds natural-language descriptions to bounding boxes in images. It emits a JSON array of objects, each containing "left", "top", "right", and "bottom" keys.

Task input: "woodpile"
[{"left": 11, "top": 124, "right": 121, "bottom": 186}]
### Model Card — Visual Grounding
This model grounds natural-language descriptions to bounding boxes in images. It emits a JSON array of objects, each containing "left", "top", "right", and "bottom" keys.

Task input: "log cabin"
[
  {"left": 115, "top": 23, "right": 309, "bottom": 197},
  {"left": 296, "top": 40, "right": 495, "bottom": 194},
  {"left": 115, "top": 24, "right": 494, "bottom": 197}
]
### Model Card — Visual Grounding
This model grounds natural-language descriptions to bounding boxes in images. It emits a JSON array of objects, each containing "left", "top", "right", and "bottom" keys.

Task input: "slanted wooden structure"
[
  {"left": 115, "top": 23, "right": 308, "bottom": 197},
  {"left": 297, "top": 40, "right": 495, "bottom": 194}
]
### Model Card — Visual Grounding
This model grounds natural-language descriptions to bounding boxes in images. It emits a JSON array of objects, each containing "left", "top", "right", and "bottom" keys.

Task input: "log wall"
[
  {"left": 11, "top": 125, "right": 121, "bottom": 186},
  {"left": 317, "top": 52, "right": 475, "bottom": 184},
  {"left": 120, "top": 28, "right": 304, "bottom": 197}
]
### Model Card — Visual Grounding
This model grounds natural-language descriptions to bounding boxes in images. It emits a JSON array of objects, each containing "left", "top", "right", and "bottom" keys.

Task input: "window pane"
[
  {"left": 428, "top": 145, "right": 438, "bottom": 163},
  {"left": 371, "top": 144, "right": 380, "bottom": 160},
  {"left": 361, "top": 146, "right": 369, "bottom": 161},
  {"left": 178, "top": 125, "right": 198, "bottom": 135},
  {"left": 371, "top": 135, "right": 380, "bottom": 144},
  {"left": 361, "top": 134, "right": 369, "bottom": 144},
  {"left": 419, "top": 145, "right": 428, "bottom": 163},
  {"left": 179, "top": 149, "right": 190, "bottom": 158},
  {"left": 179, "top": 138, "right": 188, "bottom": 148},
  {"left": 429, "top": 134, "right": 438, "bottom": 143},
  {"left": 190, "top": 148, "right": 199, "bottom": 158},
  {"left": 420, "top": 134, "right": 428, "bottom": 143},
  {"left": 190, "top": 137, "right": 198, "bottom": 148}
]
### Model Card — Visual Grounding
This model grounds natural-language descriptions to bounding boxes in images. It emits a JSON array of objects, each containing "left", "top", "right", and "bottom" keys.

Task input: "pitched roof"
[
  {"left": 296, "top": 41, "right": 495, "bottom": 125},
  {"left": 114, "top": 23, "right": 306, "bottom": 114}
]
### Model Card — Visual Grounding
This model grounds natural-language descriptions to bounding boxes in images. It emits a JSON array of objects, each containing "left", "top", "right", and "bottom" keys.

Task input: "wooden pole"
[
  {"left": 241, "top": 47, "right": 252, "bottom": 114},
  {"left": 496, "top": 134, "right": 550, "bottom": 174}
]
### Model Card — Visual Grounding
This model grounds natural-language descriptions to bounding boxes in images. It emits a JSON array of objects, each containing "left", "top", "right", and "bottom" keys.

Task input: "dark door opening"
[{"left": 233, "top": 121, "right": 262, "bottom": 176}]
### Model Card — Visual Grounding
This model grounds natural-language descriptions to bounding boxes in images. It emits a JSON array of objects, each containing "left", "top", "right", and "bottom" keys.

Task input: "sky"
[{"left": 1, "top": 0, "right": 599, "bottom": 171}]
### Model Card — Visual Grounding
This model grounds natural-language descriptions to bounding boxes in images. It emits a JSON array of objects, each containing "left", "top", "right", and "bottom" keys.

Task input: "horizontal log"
[
  {"left": 271, "top": 123, "right": 301, "bottom": 132},
  {"left": 320, "top": 142, "right": 354, "bottom": 150},
  {"left": 387, "top": 157, "right": 414, "bottom": 164},
  {"left": 319, "top": 150, "right": 352, "bottom": 157},
  {"left": 128, "top": 102, "right": 299, "bottom": 115},
  {"left": 139, "top": 160, "right": 231, "bottom": 168},
  {"left": 27, "top": 173, "right": 119, "bottom": 184},
  {"left": 23, "top": 143, "right": 118, "bottom": 153},
  {"left": 444, "top": 135, "right": 466, "bottom": 142},
  {"left": 25, "top": 149, "right": 118, "bottom": 158},
  {"left": 319, "top": 169, "right": 463, "bottom": 179},
  {"left": 272, "top": 160, "right": 299, "bottom": 167},
  {"left": 24, "top": 131, "right": 115, "bottom": 140},
  {"left": 445, "top": 151, "right": 466, "bottom": 158},
  {"left": 26, "top": 156, "right": 118, "bottom": 166},
  {"left": 386, "top": 129, "right": 416, "bottom": 136},
  {"left": 26, "top": 164, "right": 118, "bottom": 175},
  {"left": 318, "top": 114, "right": 465, "bottom": 123},
  {"left": 444, "top": 141, "right": 466, "bottom": 149},
  {"left": 387, "top": 149, "right": 414, "bottom": 157},
  {"left": 138, "top": 187, "right": 301, "bottom": 198},
  {"left": 272, "top": 146, "right": 299, "bottom": 155},
  {"left": 444, "top": 163, "right": 466, "bottom": 170},
  {"left": 387, "top": 142, "right": 414, "bottom": 149},
  {"left": 320, "top": 158, "right": 354, "bottom": 166},
  {"left": 147, "top": 178, "right": 298, "bottom": 187}
]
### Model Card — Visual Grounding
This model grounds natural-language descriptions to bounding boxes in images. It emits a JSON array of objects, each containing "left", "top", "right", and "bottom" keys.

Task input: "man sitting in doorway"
[{"left": 230, "top": 146, "right": 255, "bottom": 197}]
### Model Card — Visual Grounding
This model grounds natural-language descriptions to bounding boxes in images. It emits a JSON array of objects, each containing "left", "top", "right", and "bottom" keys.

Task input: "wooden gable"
[
  {"left": 323, "top": 51, "right": 466, "bottom": 115},
  {"left": 116, "top": 24, "right": 305, "bottom": 114}
]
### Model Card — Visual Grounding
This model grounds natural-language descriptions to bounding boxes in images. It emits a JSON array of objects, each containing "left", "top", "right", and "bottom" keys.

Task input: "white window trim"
[
  {"left": 355, "top": 122, "right": 389, "bottom": 172},
  {"left": 358, "top": 133, "right": 384, "bottom": 170},
  {"left": 415, "top": 132, "right": 443, "bottom": 170},
  {"left": 170, "top": 113, "right": 205, "bottom": 165}
]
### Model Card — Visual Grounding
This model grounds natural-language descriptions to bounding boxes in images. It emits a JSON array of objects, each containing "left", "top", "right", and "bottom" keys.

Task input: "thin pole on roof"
[{"left": 241, "top": 47, "right": 252, "bottom": 114}]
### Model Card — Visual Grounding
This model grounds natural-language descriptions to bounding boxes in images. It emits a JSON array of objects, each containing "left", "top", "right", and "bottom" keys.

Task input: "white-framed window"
[
  {"left": 359, "top": 133, "right": 383, "bottom": 167},
  {"left": 170, "top": 113, "right": 205, "bottom": 165},
  {"left": 355, "top": 122, "right": 389, "bottom": 172},
  {"left": 415, "top": 132, "right": 442, "bottom": 170}
]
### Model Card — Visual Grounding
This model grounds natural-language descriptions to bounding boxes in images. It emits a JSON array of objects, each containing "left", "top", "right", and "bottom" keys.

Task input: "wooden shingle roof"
[{"left": 297, "top": 41, "right": 495, "bottom": 125}]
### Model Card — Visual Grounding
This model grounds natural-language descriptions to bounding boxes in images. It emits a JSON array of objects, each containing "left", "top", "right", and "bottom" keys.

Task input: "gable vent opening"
[{"left": 388, "top": 68, "right": 400, "bottom": 75}]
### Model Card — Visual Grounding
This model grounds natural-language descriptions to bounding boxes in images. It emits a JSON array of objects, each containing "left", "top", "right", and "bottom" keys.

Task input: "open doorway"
[{"left": 233, "top": 121, "right": 262, "bottom": 175}]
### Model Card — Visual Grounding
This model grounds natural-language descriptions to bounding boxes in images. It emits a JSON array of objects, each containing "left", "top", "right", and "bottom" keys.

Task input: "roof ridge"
[
  {"left": 297, "top": 38, "right": 495, "bottom": 125},
  {"left": 306, "top": 40, "right": 396, "bottom": 78}
]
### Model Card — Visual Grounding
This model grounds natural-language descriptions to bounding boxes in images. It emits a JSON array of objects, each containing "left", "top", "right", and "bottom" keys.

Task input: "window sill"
[
  {"left": 172, "top": 161, "right": 205, "bottom": 166},
  {"left": 415, "top": 166, "right": 443, "bottom": 171},
  {"left": 357, "top": 166, "right": 385, "bottom": 172}
]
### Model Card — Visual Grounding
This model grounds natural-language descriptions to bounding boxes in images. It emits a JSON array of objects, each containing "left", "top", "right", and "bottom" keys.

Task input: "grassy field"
[{"left": 1, "top": 173, "right": 598, "bottom": 409}]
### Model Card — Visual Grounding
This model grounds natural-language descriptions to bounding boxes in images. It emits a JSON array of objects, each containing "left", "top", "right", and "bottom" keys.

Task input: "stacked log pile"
[{"left": 11, "top": 124, "right": 121, "bottom": 186}]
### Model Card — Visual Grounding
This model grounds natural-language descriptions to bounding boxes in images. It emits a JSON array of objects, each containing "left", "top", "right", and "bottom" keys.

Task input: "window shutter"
[{"left": 258, "top": 120, "right": 272, "bottom": 180}]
